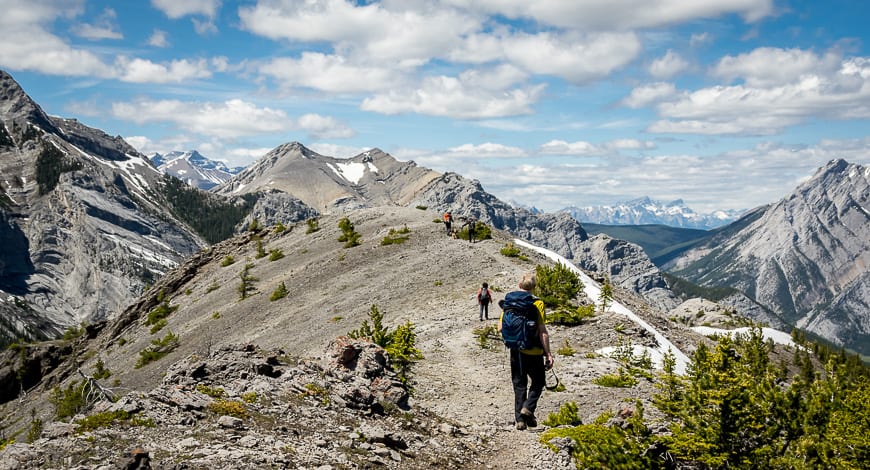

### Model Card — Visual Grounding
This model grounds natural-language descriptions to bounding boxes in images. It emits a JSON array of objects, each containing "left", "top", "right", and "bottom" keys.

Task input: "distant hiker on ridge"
[
  {"left": 464, "top": 217, "right": 476, "bottom": 243},
  {"left": 497, "top": 272, "right": 553, "bottom": 430},
  {"left": 477, "top": 282, "right": 492, "bottom": 321},
  {"left": 443, "top": 212, "right": 453, "bottom": 236}
]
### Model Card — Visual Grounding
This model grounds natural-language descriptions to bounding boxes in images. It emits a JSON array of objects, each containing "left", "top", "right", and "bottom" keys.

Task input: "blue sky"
[{"left": 2, "top": 0, "right": 870, "bottom": 213}]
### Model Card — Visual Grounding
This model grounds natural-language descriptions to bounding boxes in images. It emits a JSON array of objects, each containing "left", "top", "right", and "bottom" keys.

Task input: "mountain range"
[
  {"left": 562, "top": 197, "right": 743, "bottom": 229},
  {"left": 149, "top": 150, "right": 243, "bottom": 190}
]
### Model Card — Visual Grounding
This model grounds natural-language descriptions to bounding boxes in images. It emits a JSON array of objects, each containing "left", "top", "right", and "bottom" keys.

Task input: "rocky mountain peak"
[
  {"left": 0, "top": 70, "right": 58, "bottom": 135},
  {"left": 667, "top": 159, "right": 869, "bottom": 355}
]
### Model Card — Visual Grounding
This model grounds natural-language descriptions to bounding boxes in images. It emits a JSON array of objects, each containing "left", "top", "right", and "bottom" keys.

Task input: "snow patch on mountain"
[{"left": 513, "top": 238, "right": 691, "bottom": 374}]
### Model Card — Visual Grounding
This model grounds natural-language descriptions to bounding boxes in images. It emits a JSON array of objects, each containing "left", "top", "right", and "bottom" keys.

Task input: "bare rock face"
[
  {"left": 575, "top": 234, "right": 678, "bottom": 312},
  {"left": 0, "top": 70, "right": 206, "bottom": 346},
  {"left": 235, "top": 188, "right": 318, "bottom": 232},
  {"left": 667, "top": 159, "right": 870, "bottom": 354}
]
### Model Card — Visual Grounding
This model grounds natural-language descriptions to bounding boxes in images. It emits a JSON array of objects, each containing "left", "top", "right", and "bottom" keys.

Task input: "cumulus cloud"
[
  {"left": 112, "top": 98, "right": 294, "bottom": 138},
  {"left": 649, "top": 50, "right": 689, "bottom": 79},
  {"left": 447, "top": 0, "right": 774, "bottom": 30},
  {"left": 151, "top": 0, "right": 220, "bottom": 19},
  {"left": 361, "top": 69, "right": 545, "bottom": 119},
  {"left": 622, "top": 82, "right": 678, "bottom": 108},
  {"left": 148, "top": 29, "right": 170, "bottom": 47},
  {"left": 0, "top": 0, "right": 112, "bottom": 76},
  {"left": 112, "top": 98, "right": 355, "bottom": 142},
  {"left": 115, "top": 57, "right": 212, "bottom": 83},
  {"left": 239, "top": 0, "right": 476, "bottom": 66},
  {"left": 626, "top": 48, "right": 870, "bottom": 135},
  {"left": 467, "top": 138, "right": 869, "bottom": 213},
  {"left": 70, "top": 8, "right": 122, "bottom": 40},
  {"left": 540, "top": 139, "right": 655, "bottom": 155},
  {"left": 446, "top": 143, "right": 527, "bottom": 158},
  {"left": 296, "top": 114, "right": 355, "bottom": 139},
  {"left": 502, "top": 32, "right": 641, "bottom": 84},
  {"left": 258, "top": 53, "right": 400, "bottom": 93},
  {"left": 711, "top": 47, "right": 842, "bottom": 87}
]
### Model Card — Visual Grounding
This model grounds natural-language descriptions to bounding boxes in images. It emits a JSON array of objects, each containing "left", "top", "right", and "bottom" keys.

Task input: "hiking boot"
[
  {"left": 515, "top": 420, "right": 527, "bottom": 430},
  {"left": 520, "top": 408, "right": 537, "bottom": 428}
]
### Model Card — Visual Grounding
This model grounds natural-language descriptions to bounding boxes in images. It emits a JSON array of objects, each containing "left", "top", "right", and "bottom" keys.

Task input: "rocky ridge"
[{"left": 0, "top": 205, "right": 726, "bottom": 469}]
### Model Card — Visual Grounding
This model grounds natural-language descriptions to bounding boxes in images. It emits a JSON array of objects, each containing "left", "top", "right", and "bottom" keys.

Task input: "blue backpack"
[{"left": 500, "top": 291, "right": 541, "bottom": 350}]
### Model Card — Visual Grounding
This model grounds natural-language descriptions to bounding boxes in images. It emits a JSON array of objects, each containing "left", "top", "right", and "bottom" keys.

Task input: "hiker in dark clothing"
[
  {"left": 477, "top": 282, "right": 492, "bottom": 321},
  {"left": 498, "top": 272, "right": 553, "bottom": 430},
  {"left": 464, "top": 217, "right": 476, "bottom": 243}
]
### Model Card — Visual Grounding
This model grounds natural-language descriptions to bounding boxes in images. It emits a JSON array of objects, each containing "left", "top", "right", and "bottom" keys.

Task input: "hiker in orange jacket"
[{"left": 443, "top": 212, "right": 453, "bottom": 235}]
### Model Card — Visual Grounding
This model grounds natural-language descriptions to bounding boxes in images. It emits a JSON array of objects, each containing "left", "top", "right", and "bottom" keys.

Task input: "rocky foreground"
[{"left": 2, "top": 338, "right": 523, "bottom": 469}]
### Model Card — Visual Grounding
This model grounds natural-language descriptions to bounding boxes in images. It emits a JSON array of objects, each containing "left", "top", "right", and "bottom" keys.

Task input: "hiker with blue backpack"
[{"left": 498, "top": 272, "right": 554, "bottom": 430}]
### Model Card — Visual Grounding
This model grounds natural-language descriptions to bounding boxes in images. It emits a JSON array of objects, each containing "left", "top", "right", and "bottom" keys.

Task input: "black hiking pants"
[{"left": 510, "top": 350, "right": 545, "bottom": 422}]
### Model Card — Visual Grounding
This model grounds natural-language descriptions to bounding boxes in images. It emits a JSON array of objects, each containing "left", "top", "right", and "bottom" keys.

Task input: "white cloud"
[
  {"left": 712, "top": 47, "right": 842, "bottom": 87},
  {"left": 690, "top": 32, "right": 711, "bottom": 47},
  {"left": 239, "top": 0, "right": 477, "bottom": 66},
  {"left": 258, "top": 53, "right": 400, "bottom": 93},
  {"left": 503, "top": 32, "right": 641, "bottom": 84},
  {"left": 70, "top": 8, "right": 122, "bottom": 40},
  {"left": 112, "top": 98, "right": 294, "bottom": 138},
  {"left": 650, "top": 55, "right": 870, "bottom": 135},
  {"left": 465, "top": 138, "right": 870, "bottom": 213},
  {"left": 606, "top": 139, "right": 657, "bottom": 150},
  {"left": 112, "top": 98, "right": 355, "bottom": 142},
  {"left": 0, "top": 0, "right": 112, "bottom": 76},
  {"left": 540, "top": 140, "right": 600, "bottom": 155},
  {"left": 115, "top": 57, "right": 212, "bottom": 83},
  {"left": 296, "top": 114, "right": 355, "bottom": 139},
  {"left": 539, "top": 138, "right": 655, "bottom": 155},
  {"left": 446, "top": 143, "right": 527, "bottom": 158},
  {"left": 622, "top": 82, "right": 678, "bottom": 108},
  {"left": 148, "top": 29, "right": 170, "bottom": 47},
  {"left": 446, "top": 0, "right": 774, "bottom": 30},
  {"left": 151, "top": 0, "right": 219, "bottom": 19},
  {"left": 649, "top": 49, "right": 689, "bottom": 79},
  {"left": 361, "top": 71, "right": 545, "bottom": 119}
]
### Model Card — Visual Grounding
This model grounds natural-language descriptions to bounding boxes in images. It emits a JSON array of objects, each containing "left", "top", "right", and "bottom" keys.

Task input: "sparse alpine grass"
[
  {"left": 135, "top": 331, "right": 179, "bottom": 368},
  {"left": 74, "top": 410, "right": 154, "bottom": 434},
  {"left": 381, "top": 226, "right": 410, "bottom": 245},
  {"left": 145, "top": 289, "right": 178, "bottom": 334},
  {"left": 306, "top": 218, "right": 320, "bottom": 234},
  {"left": 209, "top": 399, "right": 248, "bottom": 419},
  {"left": 542, "top": 401, "right": 583, "bottom": 427},
  {"left": 472, "top": 324, "right": 499, "bottom": 349},
  {"left": 556, "top": 339, "right": 576, "bottom": 356},
  {"left": 268, "top": 249, "right": 285, "bottom": 261},
  {"left": 270, "top": 281, "right": 288, "bottom": 301}
]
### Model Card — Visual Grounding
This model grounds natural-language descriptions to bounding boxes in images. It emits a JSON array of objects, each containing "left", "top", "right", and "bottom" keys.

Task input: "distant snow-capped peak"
[
  {"left": 562, "top": 197, "right": 743, "bottom": 229},
  {"left": 149, "top": 150, "right": 243, "bottom": 190}
]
